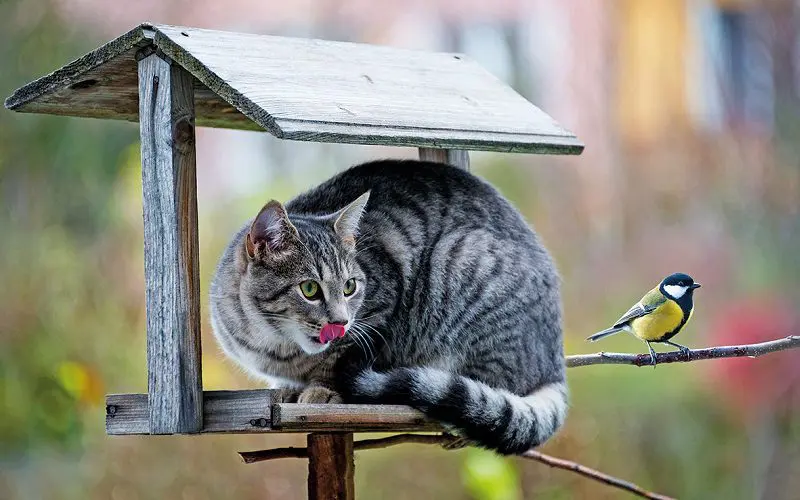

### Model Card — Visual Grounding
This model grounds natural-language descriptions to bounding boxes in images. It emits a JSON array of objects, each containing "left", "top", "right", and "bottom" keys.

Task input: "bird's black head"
[{"left": 660, "top": 273, "right": 701, "bottom": 300}]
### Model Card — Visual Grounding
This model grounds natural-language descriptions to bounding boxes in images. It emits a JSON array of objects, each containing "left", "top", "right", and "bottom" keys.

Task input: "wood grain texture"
[
  {"left": 418, "top": 148, "right": 470, "bottom": 170},
  {"left": 307, "top": 433, "right": 355, "bottom": 500},
  {"left": 272, "top": 403, "right": 442, "bottom": 432},
  {"left": 104, "top": 391, "right": 444, "bottom": 435},
  {"left": 203, "top": 390, "right": 273, "bottom": 432},
  {"left": 5, "top": 23, "right": 583, "bottom": 154},
  {"left": 105, "top": 393, "right": 149, "bottom": 435},
  {"left": 138, "top": 52, "right": 203, "bottom": 434}
]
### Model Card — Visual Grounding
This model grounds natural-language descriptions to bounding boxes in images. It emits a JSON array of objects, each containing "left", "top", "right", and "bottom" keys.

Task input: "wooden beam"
[
  {"left": 418, "top": 148, "right": 470, "bottom": 170},
  {"left": 272, "top": 403, "right": 440, "bottom": 432},
  {"left": 307, "top": 433, "right": 355, "bottom": 500},
  {"left": 105, "top": 391, "right": 443, "bottom": 435},
  {"left": 138, "top": 48, "right": 203, "bottom": 434}
]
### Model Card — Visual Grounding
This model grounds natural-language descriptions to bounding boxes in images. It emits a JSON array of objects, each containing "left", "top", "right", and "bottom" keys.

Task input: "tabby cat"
[{"left": 209, "top": 160, "right": 567, "bottom": 454}]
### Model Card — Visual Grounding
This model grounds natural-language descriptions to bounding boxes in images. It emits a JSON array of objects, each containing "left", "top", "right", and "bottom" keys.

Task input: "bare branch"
[
  {"left": 521, "top": 449, "right": 674, "bottom": 500},
  {"left": 240, "top": 434, "right": 674, "bottom": 499},
  {"left": 566, "top": 335, "right": 799, "bottom": 368},
  {"left": 239, "top": 335, "right": 799, "bottom": 497}
]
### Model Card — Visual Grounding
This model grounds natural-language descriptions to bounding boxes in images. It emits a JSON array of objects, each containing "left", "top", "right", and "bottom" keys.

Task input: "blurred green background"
[{"left": 1, "top": 0, "right": 799, "bottom": 498}]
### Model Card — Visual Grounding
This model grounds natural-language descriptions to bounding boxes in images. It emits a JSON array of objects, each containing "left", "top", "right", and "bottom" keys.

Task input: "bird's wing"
[{"left": 611, "top": 288, "right": 666, "bottom": 327}]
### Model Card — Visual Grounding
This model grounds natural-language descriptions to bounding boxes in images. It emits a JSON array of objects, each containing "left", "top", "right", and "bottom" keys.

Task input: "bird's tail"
[
  {"left": 339, "top": 367, "right": 568, "bottom": 455},
  {"left": 586, "top": 326, "right": 625, "bottom": 342}
]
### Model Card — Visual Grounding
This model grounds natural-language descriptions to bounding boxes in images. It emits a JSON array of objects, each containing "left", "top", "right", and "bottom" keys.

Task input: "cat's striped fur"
[{"left": 210, "top": 160, "right": 567, "bottom": 454}]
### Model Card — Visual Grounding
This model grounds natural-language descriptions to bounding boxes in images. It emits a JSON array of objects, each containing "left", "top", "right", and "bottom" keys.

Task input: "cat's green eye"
[
  {"left": 343, "top": 278, "right": 357, "bottom": 296},
  {"left": 300, "top": 280, "right": 321, "bottom": 300}
]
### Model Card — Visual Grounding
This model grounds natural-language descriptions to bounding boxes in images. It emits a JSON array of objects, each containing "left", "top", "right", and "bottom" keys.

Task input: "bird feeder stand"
[{"left": 5, "top": 23, "right": 582, "bottom": 499}]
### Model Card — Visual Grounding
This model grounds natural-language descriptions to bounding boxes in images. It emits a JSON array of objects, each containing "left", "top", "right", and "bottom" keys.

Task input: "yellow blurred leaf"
[{"left": 461, "top": 448, "right": 521, "bottom": 500}]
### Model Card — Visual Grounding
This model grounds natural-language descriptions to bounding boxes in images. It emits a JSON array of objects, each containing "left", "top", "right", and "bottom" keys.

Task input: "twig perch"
[
  {"left": 566, "top": 335, "right": 799, "bottom": 368},
  {"left": 240, "top": 434, "right": 673, "bottom": 499},
  {"left": 238, "top": 335, "right": 799, "bottom": 499}
]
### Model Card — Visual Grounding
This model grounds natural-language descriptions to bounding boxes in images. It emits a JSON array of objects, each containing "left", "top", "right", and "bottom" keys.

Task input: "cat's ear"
[
  {"left": 333, "top": 191, "right": 370, "bottom": 246},
  {"left": 245, "top": 200, "right": 299, "bottom": 260}
]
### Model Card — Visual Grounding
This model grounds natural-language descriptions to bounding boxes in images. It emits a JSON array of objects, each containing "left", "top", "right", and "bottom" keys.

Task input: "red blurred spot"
[{"left": 707, "top": 296, "right": 800, "bottom": 419}]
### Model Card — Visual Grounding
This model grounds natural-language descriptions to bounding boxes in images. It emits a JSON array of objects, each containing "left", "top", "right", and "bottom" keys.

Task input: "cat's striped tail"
[{"left": 340, "top": 367, "right": 568, "bottom": 455}]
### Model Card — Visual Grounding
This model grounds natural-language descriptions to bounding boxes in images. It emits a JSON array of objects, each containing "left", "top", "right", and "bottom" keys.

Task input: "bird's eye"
[
  {"left": 343, "top": 278, "right": 357, "bottom": 296},
  {"left": 300, "top": 280, "right": 321, "bottom": 300}
]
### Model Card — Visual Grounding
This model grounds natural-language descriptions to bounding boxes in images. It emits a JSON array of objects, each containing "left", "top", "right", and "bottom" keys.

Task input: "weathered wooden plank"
[
  {"left": 106, "top": 393, "right": 149, "bottom": 435},
  {"left": 3, "top": 24, "right": 256, "bottom": 131},
  {"left": 419, "top": 148, "right": 470, "bottom": 170},
  {"left": 138, "top": 50, "right": 203, "bottom": 434},
  {"left": 5, "top": 23, "right": 583, "bottom": 154},
  {"left": 104, "top": 391, "right": 444, "bottom": 434},
  {"left": 106, "top": 391, "right": 274, "bottom": 435},
  {"left": 203, "top": 390, "right": 273, "bottom": 432},
  {"left": 155, "top": 25, "right": 582, "bottom": 153},
  {"left": 307, "top": 433, "right": 355, "bottom": 500},
  {"left": 272, "top": 403, "right": 441, "bottom": 432}
]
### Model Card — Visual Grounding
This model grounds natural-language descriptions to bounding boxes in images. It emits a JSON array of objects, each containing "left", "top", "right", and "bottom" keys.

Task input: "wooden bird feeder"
[{"left": 5, "top": 23, "right": 583, "bottom": 499}]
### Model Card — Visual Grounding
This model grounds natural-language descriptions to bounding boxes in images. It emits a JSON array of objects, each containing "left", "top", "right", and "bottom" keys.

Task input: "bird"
[{"left": 587, "top": 273, "right": 701, "bottom": 366}]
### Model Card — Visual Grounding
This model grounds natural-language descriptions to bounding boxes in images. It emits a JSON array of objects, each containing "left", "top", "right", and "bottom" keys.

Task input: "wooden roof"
[{"left": 5, "top": 23, "right": 583, "bottom": 154}]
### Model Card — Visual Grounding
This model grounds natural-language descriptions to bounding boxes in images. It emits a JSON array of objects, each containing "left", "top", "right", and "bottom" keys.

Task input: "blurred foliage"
[
  {"left": 0, "top": 0, "right": 139, "bottom": 454},
  {"left": 461, "top": 449, "right": 521, "bottom": 500}
]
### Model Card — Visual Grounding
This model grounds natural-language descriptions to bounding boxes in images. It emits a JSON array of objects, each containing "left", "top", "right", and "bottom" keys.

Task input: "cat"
[{"left": 209, "top": 159, "right": 567, "bottom": 454}]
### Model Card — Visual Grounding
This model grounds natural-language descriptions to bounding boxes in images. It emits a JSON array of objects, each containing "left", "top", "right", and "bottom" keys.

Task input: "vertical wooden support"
[
  {"left": 137, "top": 47, "right": 203, "bottom": 434},
  {"left": 418, "top": 148, "right": 470, "bottom": 170},
  {"left": 307, "top": 433, "right": 355, "bottom": 500}
]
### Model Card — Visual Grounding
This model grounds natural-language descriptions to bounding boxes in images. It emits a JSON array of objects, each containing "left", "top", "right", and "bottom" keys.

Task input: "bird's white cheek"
[{"left": 663, "top": 285, "right": 687, "bottom": 299}]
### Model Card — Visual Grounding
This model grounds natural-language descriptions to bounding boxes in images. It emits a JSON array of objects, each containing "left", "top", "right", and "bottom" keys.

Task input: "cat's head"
[{"left": 238, "top": 192, "right": 369, "bottom": 354}]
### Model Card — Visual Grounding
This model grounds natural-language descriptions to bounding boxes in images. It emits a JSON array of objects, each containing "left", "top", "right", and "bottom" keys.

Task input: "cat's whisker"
[
  {"left": 346, "top": 327, "right": 370, "bottom": 359},
  {"left": 354, "top": 320, "right": 389, "bottom": 349},
  {"left": 350, "top": 325, "right": 374, "bottom": 359},
  {"left": 348, "top": 324, "right": 375, "bottom": 360},
  {"left": 260, "top": 313, "right": 319, "bottom": 330}
]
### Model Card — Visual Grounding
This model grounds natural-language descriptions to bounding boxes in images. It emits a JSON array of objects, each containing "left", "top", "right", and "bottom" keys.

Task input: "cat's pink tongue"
[{"left": 319, "top": 323, "right": 346, "bottom": 344}]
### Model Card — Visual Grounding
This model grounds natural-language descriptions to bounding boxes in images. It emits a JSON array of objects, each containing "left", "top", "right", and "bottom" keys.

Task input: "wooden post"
[
  {"left": 418, "top": 148, "right": 470, "bottom": 170},
  {"left": 137, "top": 46, "right": 203, "bottom": 434},
  {"left": 307, "top": 433, "right": 355, "bottom": 500}
]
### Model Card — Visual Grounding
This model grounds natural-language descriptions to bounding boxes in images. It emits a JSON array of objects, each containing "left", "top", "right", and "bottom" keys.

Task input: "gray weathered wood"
[
  {"left": 307, "top": 433, "right": 355, "bottom": 500},
  {"left": 203, "top": 390, "right": 273, "bottom": 432},
  {"left": 272, "top": 403, "right": 441, "bottom": 432},
  {"left": 106, "top": 393, "right": 149, "bottom": 435},
  {"left": 5, "top": 23, "right": 583, "bottom": 154},
  {"left": 138, "top": 50, "right": 203, "bottom": 434},
  {"left": 104, "top": 391, "right": 443, "bottom": 435},
  {"left": 418, "top": 148, "right": 470, "bottom": 170}
]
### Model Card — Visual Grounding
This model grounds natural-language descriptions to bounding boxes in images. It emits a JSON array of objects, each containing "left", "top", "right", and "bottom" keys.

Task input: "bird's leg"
[
  {"left": 645, "top": 341, "right": 657, "bottom": 368},
  {"left": 664, "top": 340, "right": 691, "bottom": 361}
]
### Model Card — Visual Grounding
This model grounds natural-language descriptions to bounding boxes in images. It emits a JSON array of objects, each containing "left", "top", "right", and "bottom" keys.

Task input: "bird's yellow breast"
[{"left": 630, "top": 300, "right": 685, "bottom": 341}]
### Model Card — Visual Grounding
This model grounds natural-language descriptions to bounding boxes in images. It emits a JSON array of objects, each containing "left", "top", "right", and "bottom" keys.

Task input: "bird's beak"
[{"left": 690, "top": 283, "right": 701, "bottom": 289}]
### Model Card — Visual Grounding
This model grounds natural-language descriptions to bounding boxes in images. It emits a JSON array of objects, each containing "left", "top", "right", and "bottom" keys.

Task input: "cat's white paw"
[{"left": 298, "top": 386, "right": 343, "bottom": 404}]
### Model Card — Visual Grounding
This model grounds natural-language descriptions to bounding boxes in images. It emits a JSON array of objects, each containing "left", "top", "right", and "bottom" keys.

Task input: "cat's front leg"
[{"left": 298, "top": 385, "right": 343, "bottom": 404}]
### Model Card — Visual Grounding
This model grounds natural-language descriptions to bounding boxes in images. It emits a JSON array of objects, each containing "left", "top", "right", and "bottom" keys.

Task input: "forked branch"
[
  {"left": 239, "top": 335, "right": 799, "bottom": 499},
  {"left": 240, "top": 434, "right": 674, "bottom": 499}
]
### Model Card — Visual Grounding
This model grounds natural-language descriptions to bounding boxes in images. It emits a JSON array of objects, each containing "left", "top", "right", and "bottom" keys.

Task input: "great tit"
[{"left": 587, "top": 273, "right": 701, "bottom": 365}]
